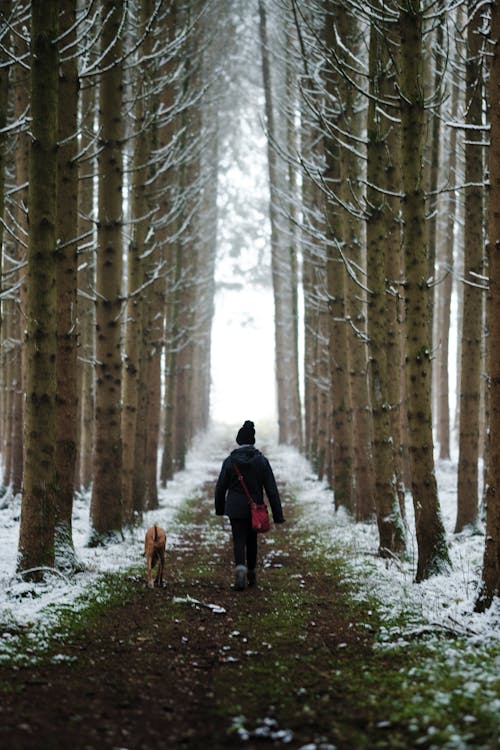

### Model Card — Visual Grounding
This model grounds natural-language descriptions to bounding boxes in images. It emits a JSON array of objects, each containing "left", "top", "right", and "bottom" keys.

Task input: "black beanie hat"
[{"left": 236, "top": 420, "right": 255, "bottom": 445}]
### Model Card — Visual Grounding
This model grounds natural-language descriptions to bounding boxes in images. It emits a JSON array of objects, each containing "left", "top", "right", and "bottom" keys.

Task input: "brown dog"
[{"left": 144, "top": 524, "right": 166, "bottom": 588}]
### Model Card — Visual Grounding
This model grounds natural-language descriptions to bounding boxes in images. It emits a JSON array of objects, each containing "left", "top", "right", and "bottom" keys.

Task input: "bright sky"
[
  {"left": 210, "top": 285, "right": 276, "bottom": 424},
  {"left": 209, "top": 97, "right": 278, "bottom": 426}
]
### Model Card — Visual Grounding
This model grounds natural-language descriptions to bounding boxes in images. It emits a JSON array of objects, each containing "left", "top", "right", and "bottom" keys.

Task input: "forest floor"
[{"left": 0, "top": 479, "right": 498, "bottom": 750}]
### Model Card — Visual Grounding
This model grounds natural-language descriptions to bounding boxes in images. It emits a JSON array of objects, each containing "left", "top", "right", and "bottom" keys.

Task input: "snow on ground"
[
  {"left": 271, "top": 441, "right": 500, "bottom": 644},
  {"left": 0, "top": 422, "right": 499, "bottom": 662}
]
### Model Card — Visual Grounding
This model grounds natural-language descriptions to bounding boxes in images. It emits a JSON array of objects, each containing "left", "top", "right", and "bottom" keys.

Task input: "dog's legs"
[
  {"left": 147, "top": 553, "right": 154, "bottom": 588},
  {"left": 145, "top": 526, "right": 166, "bottom": 588},
  {"left": 154, "top": 550, "right": 165, "bottom": 587},
  {"left": 160, "top": 550, "right": 165, "bottom": 586}
]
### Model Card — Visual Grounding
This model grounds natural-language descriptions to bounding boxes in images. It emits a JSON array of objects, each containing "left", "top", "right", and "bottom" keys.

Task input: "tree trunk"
[
  {"left": 122, "top": 0, "right": 153, "bottom": 525},
  {"left": 456, "top": 0, "right": 485, "bottom": 532},
  {"left": 18, "top": 0, "right": 59, "bottom": 577},
  {"left": 300, "top": 110, "right": 323, "bottom": 469},
  {"left": 303, "top": 234, "right": 326, "bottom": 476},
  {"left": 338, "top": 7, "right": 374, "bottom": 520},
  {"left": 259, "top": 0, "right": 301, "bottom": 447},
  {"left": 475, "top": 0, "right": 500, "bottom": 611},
  {"left": 55, "top": 0, "right": 79, "bottom": 570},
  {"left": 366, "top": 7, "right": 405, "bottom": 554},
  {"left": 189, "top": 26, "right": 218, "bottom": 440},
  {"left": 425, "top": 7, "right": 444, "bottom": 289},
  {"left": 323, "top": 3, "right": 354, "bottom": 512},
  {"left": 302, "top": 242, "right": 315, "bottom": 463},
  {"left": 161, "top": 242, "right": 181, "bottom": 483},
  {"left": 5, "top": 18, "right": 29, "bottom": 496},
  {"left": 399, "top": 0, "right": 450, "bottom": 581},
  {"left": 167, "top": 4, "right": 200, "bottom": 472},
  {"left": 437, "top": 38, "right": 460, "bottom": 461},
  {"left": 285, "top": 16, "right": 303, "bottom": 450},
  {"left": 143, "top": 216, "right": 164, "bottom": 509},
  {"left": 0, "top": 0, "right": 11, "bottom": 338},
  {"left": 173, "top": 250, "right": 193, "bottom": 472},
  {"left": 385, "top": 106, "right": 405, "bottom": 517},
  {"left": 144, "top": 329, "right": 162, "bottom": 509},
  {"left": 314, "top": 262, "right": 330, "bottom": 480},
  {"left": 156, "top": 0, "right": 178, "bottom": 487},
  {"left": 133, "top": 340, "right": 148, "bottom": 513},
  {"left": 2, "top": 307, "right": 15, "bottom": 490},
  {"left": 90, "top": 0, "right": 124, "bottom": 541},
  {"left": 76, "top": 81, "right": 96, "bottom": 491}
]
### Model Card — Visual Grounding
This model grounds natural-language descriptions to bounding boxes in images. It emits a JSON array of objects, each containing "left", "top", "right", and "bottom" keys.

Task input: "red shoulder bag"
[{"left": 233, "top": 462, "right": 270, "bottom": 533}]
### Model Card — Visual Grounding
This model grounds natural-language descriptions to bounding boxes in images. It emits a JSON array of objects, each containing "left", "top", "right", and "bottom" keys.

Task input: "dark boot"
[{"left": 247, "top": 569, "right": 257, "bottom": 587}]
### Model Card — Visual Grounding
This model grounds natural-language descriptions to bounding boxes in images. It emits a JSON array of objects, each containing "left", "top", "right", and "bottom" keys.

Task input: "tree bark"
[
  {"left": 385, "top": 103, "right": 405, "bottom": 517},
  {"left": 157, "top": 0, "right": 178, "bottom": 487},
  {"left": 122, "top": 0, "right": 153, "bottom": 524},
  {"left": 436, "top": 34, "right": 460, "bottom": 461},
  {"left": 338, "top": 7, "right": 374, "bottom": 521},
  {"left": 399, "top": 0, "right": 450, "bottom": 581},
  {"left": 90, "top": 0, "right": 124, "bottom": 540},
  {"left": 0, "top": 0, "right": 11, "bottom": 338},
  {"left": 456, "top": 0, "right": 485, "bottom": 532},
  {"left": 366, "top": 6, "right": 405, "bottom": 554},
  {"left": 18, "top": 0, "right": 59, "bottom": 577},
  {"left": 4, "top": 15, "right": 29, "bottom": 496},
  {"left": 76, "top": 81, "right": 96, "bottom": 491},
  {"left": 55, "top": 0, "right": 79, "bottom": 570},
  {"left": 323, "top": 2, "right": 354, "bottom": 511},
  {"left": 476, "top": 0, "right": 500, "bottom": 611},
  {"left": 285, "top": 14, "right": 303, "bottom": 450},
  {"left": 161, "top": 241, "right": 181, "bottom": 483}
]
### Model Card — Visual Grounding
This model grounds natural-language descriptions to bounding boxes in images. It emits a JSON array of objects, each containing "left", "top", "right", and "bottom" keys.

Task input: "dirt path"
[{"left": 0, "top": 484, "right": 441, "bottom": 749}]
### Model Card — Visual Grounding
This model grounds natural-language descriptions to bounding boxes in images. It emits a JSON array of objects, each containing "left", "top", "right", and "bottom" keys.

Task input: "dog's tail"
[{"left": 153, "top": 524, "right": 158, "bottom": 542}]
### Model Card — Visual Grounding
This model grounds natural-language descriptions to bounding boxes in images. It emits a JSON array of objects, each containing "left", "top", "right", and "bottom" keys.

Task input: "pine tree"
[
  {"left": 76, "top": 80, "right": 96, "bottom": 491},
  {"left": 122, "top": 0, "right": 154, "bottom": 524},
  {"left": 55, "top": 0, "right": 79, "bottom": 569},
  {"left": 436, "top": 27, "right": 461, "bottom": 461},
  {"left": 323, "top": 1, "right": 354, "bottom": 511},
  {"left": 90, "top": 0, "right": 125, "bottom": 540},
  {"left": 399, "top": 0, "right": 450, "bottom": 581},
  {"left": 456, "top": 0, "right": 485, "bottom": 532},
  {"left": 476, "top": 0, "right": 500, "bottom": 611},
  {"left": 18, "top": 0, "right": 59, "bottom": 577},
  {"left": 366, "top": 4, "right": 405, "bottom": 554},
  {"left": 0, "top": 0, "right": 11, "bottom": 337},
  {"left": 3, "top": 11, "right": 29, "bottom": 496}
]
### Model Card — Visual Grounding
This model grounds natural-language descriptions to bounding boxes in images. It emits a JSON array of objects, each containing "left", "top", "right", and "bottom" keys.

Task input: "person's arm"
[
  {"left": 214, "top": 459, "right": 229, "bottom": 515},
  {"left": 263, "top": 460, "right": 285, "bottom": 523}
]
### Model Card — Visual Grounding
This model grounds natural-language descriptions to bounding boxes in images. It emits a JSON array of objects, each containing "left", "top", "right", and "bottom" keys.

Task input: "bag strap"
[{"left": 233, "top": 462, "right": 253, "bottom": 505}]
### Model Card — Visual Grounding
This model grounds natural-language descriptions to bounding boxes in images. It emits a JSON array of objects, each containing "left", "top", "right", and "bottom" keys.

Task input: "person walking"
[{"left": 215, "top": 420, "right": 285, "bottom": 590}]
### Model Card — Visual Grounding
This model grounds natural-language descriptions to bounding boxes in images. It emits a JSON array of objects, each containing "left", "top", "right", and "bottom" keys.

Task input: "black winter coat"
[{"left": 214, "top": 445, "right": 284, "bottom": 522}]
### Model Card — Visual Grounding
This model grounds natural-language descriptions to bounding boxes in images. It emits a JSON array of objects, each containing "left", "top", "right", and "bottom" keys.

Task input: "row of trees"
[
  {"left": 255, "top": 0, "right": 499, "bottom": 608},
  {"left": 0, "top": 0, "right": 218, "bottom": 573},
  {"left": 0, "top": 0, "right": 498, "bottom": 610}
]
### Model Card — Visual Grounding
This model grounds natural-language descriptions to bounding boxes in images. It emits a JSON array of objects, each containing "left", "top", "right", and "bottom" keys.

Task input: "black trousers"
[{"left": 229, "top": 517, "right": 258, "bottom": 570}]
